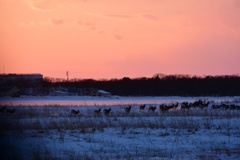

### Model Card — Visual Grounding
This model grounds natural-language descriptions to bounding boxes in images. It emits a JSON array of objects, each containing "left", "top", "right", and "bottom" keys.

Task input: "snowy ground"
[{"left": 0, "top": 96, "right": 240, "bottom": 160}]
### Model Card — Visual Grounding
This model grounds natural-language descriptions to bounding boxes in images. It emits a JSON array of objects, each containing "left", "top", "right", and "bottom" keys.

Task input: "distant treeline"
[
  {"left": 2, "top": 74, "right": 240, "bottom": 96},
  {"left": 49, "top": 74, "right": 240, "bottom": 96}
]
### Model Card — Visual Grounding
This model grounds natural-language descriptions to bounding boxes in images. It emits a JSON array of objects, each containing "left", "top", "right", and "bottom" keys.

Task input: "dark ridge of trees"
[
  {"left": 50, "top": 74, "right": 240, "bottom": 96},
  {"left": 1, "top": 74, "right": 240, "bottom": 96}
]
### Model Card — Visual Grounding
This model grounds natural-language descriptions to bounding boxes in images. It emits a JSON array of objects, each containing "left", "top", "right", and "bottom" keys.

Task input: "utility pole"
[
  {"left": 3, "top": 65, "right": 5, "bottom": 74},
  {"left": 66, "top": 71, "right": 69, "bottom": 81}
]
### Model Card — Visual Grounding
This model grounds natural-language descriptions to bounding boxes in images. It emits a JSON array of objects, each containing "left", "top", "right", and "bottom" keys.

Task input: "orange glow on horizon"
[{"left": 1, "top": 0, "right": 240, "bottom": 79}]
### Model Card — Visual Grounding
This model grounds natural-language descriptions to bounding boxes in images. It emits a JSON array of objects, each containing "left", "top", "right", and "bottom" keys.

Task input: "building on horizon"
[{"left": 0, "top": 73, "right": 43, "bottom": 83}]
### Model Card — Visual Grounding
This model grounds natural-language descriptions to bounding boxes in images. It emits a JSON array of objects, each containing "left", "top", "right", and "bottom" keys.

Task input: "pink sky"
[{"left": 0, "top": 0, "right": 240, "bottom": 79}]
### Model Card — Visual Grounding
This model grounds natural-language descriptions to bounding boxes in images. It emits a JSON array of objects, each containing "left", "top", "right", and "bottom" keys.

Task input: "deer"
[
  {"left": 139, "top": 104, "right": 146, "bottom": 110},
  {"left": 159, "top": 104, "right": 170, "bottom": 112},
  {"left": 125, "top": 105, "right": 132, "bottom": 114},
  {"left": 71, "top": 109, "right": 80, "bottom": 116},
  {"left": 148, "top": 106, "right": 156, "bottom": 112},
  {"left": 94, "top": 108, "right": 101, "bottom": 116},
  {"left": 181, "top": 102, "right": 191, "bottom": 110},
  {"left": 104, "top": 108, "right": 111, "bottom": 116}
]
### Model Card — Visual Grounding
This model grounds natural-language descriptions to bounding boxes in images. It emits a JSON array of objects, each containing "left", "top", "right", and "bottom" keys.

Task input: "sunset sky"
[{"left": 0, "top": 0, "right": 240, "bottom": 79}]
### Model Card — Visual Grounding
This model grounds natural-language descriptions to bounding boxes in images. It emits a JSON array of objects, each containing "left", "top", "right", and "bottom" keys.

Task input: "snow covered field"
[{"left": 1, "top": 96, "right": 240, "bottom": 160}]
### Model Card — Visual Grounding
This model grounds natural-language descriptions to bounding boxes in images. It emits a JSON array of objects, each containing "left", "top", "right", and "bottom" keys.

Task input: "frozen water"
[{"left": 1, "top": 96, "right": 239, "bottom": 106}]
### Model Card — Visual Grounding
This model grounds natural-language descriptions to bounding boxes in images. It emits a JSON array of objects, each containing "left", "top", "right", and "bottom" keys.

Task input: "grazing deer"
[
  {"left": 94, "top": 108, "right": 101, "bottom": 115},
  {"left": 104, "top": 108, "right": 111, "bottom": 116},
  {"left": 71, "top": 109, "right": 80, "bottom": 116},
  {"left": 125, "top": 105, "right": 131, "bottom": 114},
  {"left": 148, "top": 106, "right": 156, "bottom": 112},
  {"left": 160, "top": 102, "right": 178, "bottom": 113},
  {"left": 181, "top": 102, "right": 191, "bottom": 110},
  {"left": 0, "top": 107, "right": 6, "bottom": 113},
  {"left": 159, "top": 104, "right": 169, "bottom": 112},
  {"left": 139, "top": 104, "right": 145, "bottom": 110}
]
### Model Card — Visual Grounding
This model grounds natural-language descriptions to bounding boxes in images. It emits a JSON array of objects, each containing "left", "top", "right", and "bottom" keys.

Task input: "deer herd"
[
  {"left": 68, "top": 99, "right": 240, "bottom": 117},
  {"left": 1, "top": 99, "right": 239, "bottom": 117}
]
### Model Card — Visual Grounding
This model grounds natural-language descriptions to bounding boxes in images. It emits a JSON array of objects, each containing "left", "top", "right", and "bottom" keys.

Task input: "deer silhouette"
[
  {"left": 94, "top": 108, "right": 101, "bottom": 115},
  {"left": 125, "top": 105, "right": 132, "bottom": 114},
  {"left": 104, "top": 108, "right": 111, "bottom": 116},
  {"left": 139, "top": 104, "right": 145, "bottom": 110},
  {"left": 71, "top": 109, "right": 80, "bottom": 116},
  {"left": 148, "top": 106, "right": 156, "bottom": 112}
]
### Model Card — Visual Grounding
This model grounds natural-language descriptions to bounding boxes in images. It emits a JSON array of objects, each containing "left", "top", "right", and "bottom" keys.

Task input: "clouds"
[
  {"left": 26, "top": 0, "right": 58, "bottom": 11},
  {"left": 50, "top": 18, "right": 64, "bottom": 25},
  {"left": 102, "top": 14, "right": 135, "bottom": 20},
  {"left": 113, "top": 30, "right": 124, "bottom": 40},
  {"left": 20, "top": 0, "right": 240, "bottom": 41},
  {"left": 25, "top": 0, "right": 87, "bottom": 11},
  {"left": 85, "top": 12, "right": 134, "bottom": 20},
  {"left": 86, "top": 12, "right": 160, "bottom": 22},
  {"left": 19, "top": 17, "right": 96, "bottom": 28},
  {"left": 18, "top": 17, "right": 125, "bottom": 40},
  {"left": 141, "top": 15, "right": 159, "bottom": 21}
]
